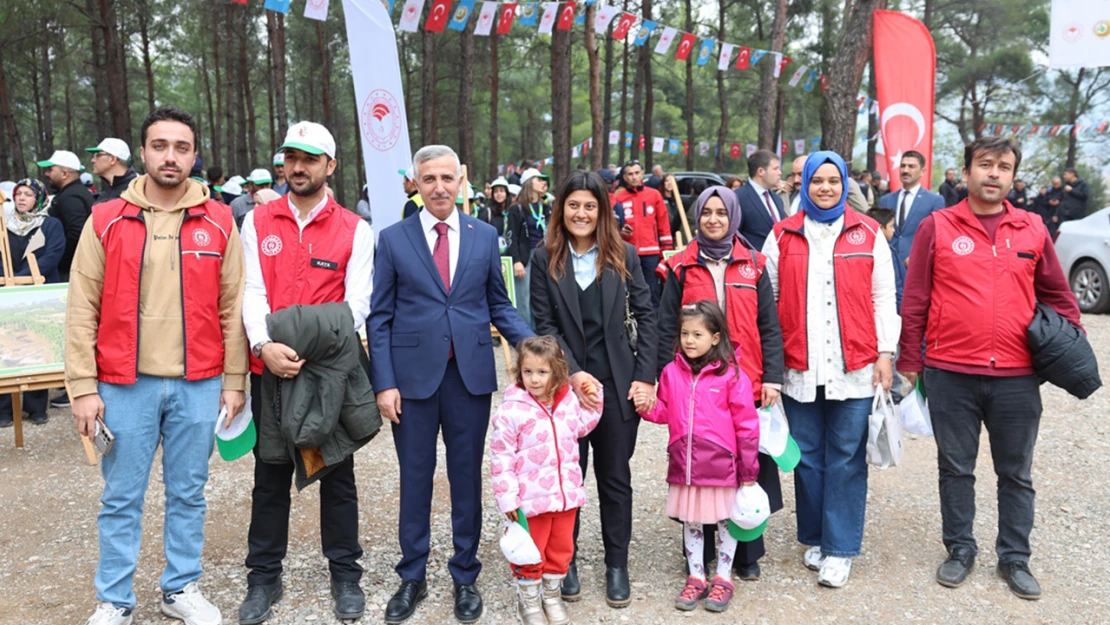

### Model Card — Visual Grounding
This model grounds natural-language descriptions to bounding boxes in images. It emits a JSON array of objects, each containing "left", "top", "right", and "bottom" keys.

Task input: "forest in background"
[{"left": 1, "top": 0, "right": 1108, "bottom": 208}]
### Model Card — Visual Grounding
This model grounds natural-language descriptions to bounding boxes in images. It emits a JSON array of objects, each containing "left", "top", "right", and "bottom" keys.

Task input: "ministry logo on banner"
[
  {"left": 1049, "top": 0, "right": 1110, "bottom": 68},
  {"left": 448, "top": 0, "right": 476, "bottom": 30}
]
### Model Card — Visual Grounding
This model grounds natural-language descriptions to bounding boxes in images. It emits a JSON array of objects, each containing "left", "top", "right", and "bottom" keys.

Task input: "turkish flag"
[
  {"left": 874, "top": 10, "right": 935, "bottom": 191},
  {"left": 497, "top": 2, "right": 517, "bottom": 33},
  {"left": 612, "top": 12, "right": 637, "bottom": 40},
  {"left": 781, "top": 140, "right": 789, "bottom": 156},
  {"left": 735, "top": 46, "right": 752, "bottom": 70},
  {"left": 675, "top": 33, "right": 696, "bottom": 61},
  {"left": 424, "top": 0, "right": 452, "bottom": 32},
  {"left": 557, "top": 1, "right": 576, "bottom": 30},
  {"left": 639, "top": 135, "right": 645, "bottom": 150},
  {"left": 729, "top": 143, "right": 741, "bottom": 159}
]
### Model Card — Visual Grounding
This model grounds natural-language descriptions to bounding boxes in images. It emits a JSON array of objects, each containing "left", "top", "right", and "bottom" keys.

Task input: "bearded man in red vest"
[
  {"left": 897, "top": 136, "right": 1081, "bottom": 601},
  {"left": 65, "top": 105, "right": 248, "bottom": 625},
  {"left": 236, "top": 121, "right": 375, "bottom": 624}
]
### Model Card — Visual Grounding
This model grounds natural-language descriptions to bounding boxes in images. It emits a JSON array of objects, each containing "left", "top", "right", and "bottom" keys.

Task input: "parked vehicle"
[{"left": 1056, "top": 206, "right": 1110, "bottom": 314}]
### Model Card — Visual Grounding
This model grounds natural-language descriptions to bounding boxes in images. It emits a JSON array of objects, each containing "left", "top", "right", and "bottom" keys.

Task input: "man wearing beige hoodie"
[{"left": 65, "top": 105, "right": 248, "bottom": 625}]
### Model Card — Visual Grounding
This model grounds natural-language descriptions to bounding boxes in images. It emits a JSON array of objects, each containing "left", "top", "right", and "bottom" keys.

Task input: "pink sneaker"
[
  {"left": 705, "top": 576, "right": 734, "bottom": 612},
  {"left": 674, "top": 576, "right": 708, "bottom": 611}
]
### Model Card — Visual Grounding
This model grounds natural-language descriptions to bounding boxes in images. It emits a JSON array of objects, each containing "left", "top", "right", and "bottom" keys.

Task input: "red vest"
[
  {"left": 250, "top": 197, "right": 359, "bottom": 374},
  {"left": 92, "top": 198, "right": 233, "bottom": 384},
  {"left": 660, "top": 240, "right": 766, "bottom": 400},
  {"left": 773, "top": 210, "right": 879, "bottom": 373},
  {"left": 927, "top": 200, "right": 1042, "bottom": 368}
]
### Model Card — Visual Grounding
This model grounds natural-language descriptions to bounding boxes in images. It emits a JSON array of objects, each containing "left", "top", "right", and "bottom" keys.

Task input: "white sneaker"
[
  {"left": 803, "top": 546, "right": 826, "bottom": 571},
  {"left": 161, "top": 582, "right": 223, "bottom": 625},
  {"left": 84, "top": 602, "right": 132, "bottom": 625},
  {"left": 817, "top": 556, "right": 853, "bottom": 588}
]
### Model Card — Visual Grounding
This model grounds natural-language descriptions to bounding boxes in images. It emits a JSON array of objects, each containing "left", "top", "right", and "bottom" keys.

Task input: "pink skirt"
[{"left": 666, "top": 484, "right": 738, "bottom": 525}]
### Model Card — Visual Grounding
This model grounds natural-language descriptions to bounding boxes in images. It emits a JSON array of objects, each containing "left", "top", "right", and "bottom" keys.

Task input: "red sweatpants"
[{"left": 512, "top": 509, "right": 577, "bottom": 581}]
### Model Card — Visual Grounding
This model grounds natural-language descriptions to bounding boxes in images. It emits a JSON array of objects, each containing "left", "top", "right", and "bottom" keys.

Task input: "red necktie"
[
  {"left": 763, "top": 191, "right": 779, "bottom": 223},
  {"left": 433, "top": 222, "right": 453, "bottom": 359}
]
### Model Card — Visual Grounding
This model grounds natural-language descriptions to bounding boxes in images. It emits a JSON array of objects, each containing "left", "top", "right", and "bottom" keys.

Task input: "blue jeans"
[
  {"left": 783, "top": 387, "right": 871, "bottom": 557},
  {"left": 95, "top": 375, "right": 222, "bottom": 609}
]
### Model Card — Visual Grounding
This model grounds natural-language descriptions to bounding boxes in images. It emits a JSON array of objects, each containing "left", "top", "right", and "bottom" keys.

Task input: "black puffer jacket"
[
  {"left": 1027, "top": 303, "right": 1102, "bottom": 399},
  {"left": 261, "top": 302, "right": 381, "bottom": 489}
]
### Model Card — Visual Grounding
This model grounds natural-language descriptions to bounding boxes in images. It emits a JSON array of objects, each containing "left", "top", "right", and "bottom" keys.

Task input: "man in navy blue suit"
[
  {"left": 877, "top": 150, "right": 947, "bottom": 265},
  {"left": 735, "top": 149, "right": 786, "bottom": 252},
  {"left": 370, "top": 145, "right": 533, "bottom": 625}
]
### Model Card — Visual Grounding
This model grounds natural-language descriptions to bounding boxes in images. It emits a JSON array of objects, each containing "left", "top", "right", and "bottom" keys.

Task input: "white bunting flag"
[
  {"left": 538, "top": 1, "right": 558, "bottom": 34},
  {"left": 718, "top": 43, "right": 735, "bottom": 71},
  {"left": 341, "top": 0, "right": 413, "bottom": 236},
  {"left": 398, "top": 0, "right": 425, "bottom": 31},
  {"left": 304, "top": 0, "right": 330, "bottom": 21},
  {"left": 745, "top": 144, "right": 757, "bottom": 158},
  {"left": 474, "top": 1, "right": 498, "bottom": 35},
  {"left": 794, "top": 139, "right": 805, "bottom": 155},
  {"left": 788, "top": 64, "right": 808, "bottom": 87},
  {"left": 654, "top": 26, "right": 677, "bottom": 55},
  {"left": 698, "top": 141, "right": 710, "bottom": 156},
  {"left": 609, "top": 130, "right": 620, "bottom": 145},
  {"left": 593, "top": 4, "right": 618, "bottom": 33},
  {"left": 572, "top": 145, "right": 581, "bottom": 158},
  {"left": 772, "top": 52, "right": 783, "bottom": 77},
  {"left": 652, "top": 137, "right": 665, "bottom": 153},
  {"left": 870, "top": 101, "right": 880, "bottom": 115}
]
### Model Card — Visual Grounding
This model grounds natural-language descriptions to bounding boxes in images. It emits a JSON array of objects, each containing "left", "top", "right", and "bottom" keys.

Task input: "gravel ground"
[{"left": 2, "top": 314, "right": 1109, "bottom": 625}]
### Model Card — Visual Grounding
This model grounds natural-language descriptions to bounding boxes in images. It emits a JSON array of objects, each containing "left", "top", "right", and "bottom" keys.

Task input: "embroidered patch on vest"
[
  {"left": 261, "top": 234, "right": 283, "bottom": 256},
  {"left": 192, "top": 228, "right": 211, "bottom": 247},
  {"left": 952, "top": 235, "right": 975, "bottom": 256},
  {"left": 739, "top": 264, "right": 757, "bottom": 279},
  {"left": 846, "top": 228, "right": 866, "bottom": 246}
]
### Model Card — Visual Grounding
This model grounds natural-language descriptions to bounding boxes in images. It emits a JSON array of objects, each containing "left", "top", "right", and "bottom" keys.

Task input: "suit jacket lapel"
[
  {"left": 403, "top": 216, "right": 448, "bottom": 296},
  {"left": 454, "top": 213, "right": 476, "bottom": 295},
  {"left": 601, "top": 266, "right": 621, "bottom": 328},
  {"left": 556, "top": 260, "right": 585, "bottom": 339}
]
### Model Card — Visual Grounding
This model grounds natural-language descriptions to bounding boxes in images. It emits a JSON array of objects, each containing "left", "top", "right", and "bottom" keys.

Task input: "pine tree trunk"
[
  {"left": 32, "top": 64, "right": 44, "bottom": 155},
  {"left": 87, "top": 0, "right": 110, "bottom": 139},
  {"left": 488, "top": 31, "right": 500, "bottom": 179},
  {"left": 273, "top": 13, "right": 289, "bottom": 134},
  {"left": 618, "top": 35, "right": 629, "bottom": 164},
  {"left": 240, "top": 7, "right": 255, "bottom": 170},
  {"left": 223, "top": 3, "right": 237, "bottom": 170},
  {"left": 421, "top": 30, "right": 438, "bottom": 145},
  {"left": 586, "top": 4, "right": 603, "bottom": 171},
  {"left": 266, "top": 29, "right": 276, "bottom": 157},
  {"left": 602, "top": 33, "right": 614, "bottom": 167},
  {"left": 201, "top": 50, "right": 218, "bottom": 163},
  {"left": 40, "top": 20, "right": 54, "bottom": 154},
  {"left": 138, "top": 0, "right": 155, "bottom": 112},
  {"left": 715, "top": 1, "right": 728, "bottom": 173},
  {"left": 97, "top": 0, "right": 131, "bottom": 142},
  {"left": 758, "top": 0, "right": 787, "bottom": 150},
  {"left": 0, "top": 49, "right": 28, "bottom": 179},
  {"left": 820, "top": 0, "right": 886, "bottom": 157},
  {"left": 458, "top": 19, "right": 476, "bottom": 175},
  {"left": 550, "top": 26, "right": 572, "bottom": 184},
  {"left": 316, "top": 21, "right": 341, "bottom": 204},
  {"left": 211, "top": 10, "right": 223, "bottom": 168}
]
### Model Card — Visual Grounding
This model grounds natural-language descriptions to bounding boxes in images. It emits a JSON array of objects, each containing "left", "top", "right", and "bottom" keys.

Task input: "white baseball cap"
[
  {"left": 280, "top": 121, "right": 336, "bottom": 159},
  {"left": 519, "top": 168, "right": 550, "bottom": 185},
  {"left": 79, "top": 172, "right": 94, "bottom": 185},
  {"left": 222, "top": 180, "right": 243, "bottom": 196},
  {"left": 226, "top": 175, "right": 246, "bottom": 186},
  {"left": 273, "top": 152, "right": 285, "bottom": 166},
  {"left": 499, "top": 521, "right": 542, "bottom": 566},
  {"left": 36, "top": 150, "right": 83, "bottom": 172},
  {"left": 85, "top": 138, "right": 131, "bottom": 162},
  {"left": 728, "top": 483, "right": 771, "bottom": 542},
  {"left": 507, "top": 184, "right": 522, "bottom": 196},
  {"left": 248, "top": 168, "right": 273, "bottom": 185}
]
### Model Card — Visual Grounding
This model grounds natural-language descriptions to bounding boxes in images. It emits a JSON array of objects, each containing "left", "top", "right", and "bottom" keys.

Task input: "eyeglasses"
[{"left": 90, "top": 152, "right": 108, "bottom": 159}]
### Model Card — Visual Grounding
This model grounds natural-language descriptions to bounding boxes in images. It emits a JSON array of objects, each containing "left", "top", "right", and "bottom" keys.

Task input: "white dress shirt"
[
  {"left": 763, "top": 214, "right": 901, "bottom": 403},
  {"left": 748, "top": 179, "right": 780, "bottom": 222},
  {"left": 420, "top": 207, "right": 461, "bottom": 284},
  {"left": 241, "top": 195, "right": 375, "bottom": 348},
  {"left": 896, "top": 184, "right": 920, "bottom": 229}
]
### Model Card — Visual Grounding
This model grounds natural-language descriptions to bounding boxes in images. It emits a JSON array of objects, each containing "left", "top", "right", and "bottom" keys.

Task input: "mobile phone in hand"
[{"left": 93, "top": 418, "right": 115, "bottom": 456}]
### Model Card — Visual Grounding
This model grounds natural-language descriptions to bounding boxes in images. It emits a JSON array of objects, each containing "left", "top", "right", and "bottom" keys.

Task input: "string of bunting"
[{"left": 978, "top": 121, "right": 1110, "bottom": 137}]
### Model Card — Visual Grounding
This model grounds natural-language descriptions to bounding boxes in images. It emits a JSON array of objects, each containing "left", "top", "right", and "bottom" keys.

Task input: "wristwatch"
[
  {"left": 878, "top": 352, "right": 895, "bottom": 360},
  {"left": 252, "top": 340, "right": 272, "bottom": 359}
]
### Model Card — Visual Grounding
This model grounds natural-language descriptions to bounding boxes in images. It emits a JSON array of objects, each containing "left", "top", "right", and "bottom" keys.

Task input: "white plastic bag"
[
  {"left": 899, "top": 386, "right": 933, "bottom": 437},
  {"left": 866, "top": 387, "right": 904, "bottom": 469},
  {"left": 499, "top": 521, "right": 541, "bottom": 566}
]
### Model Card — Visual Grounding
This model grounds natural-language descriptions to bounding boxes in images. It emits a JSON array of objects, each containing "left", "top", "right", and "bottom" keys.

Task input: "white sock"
[
  {"left": 684, "top": 522, "right": 706, "bottom": 580},
  {"left": 715, "top": 520, "right": 739, "bottom": 580}
]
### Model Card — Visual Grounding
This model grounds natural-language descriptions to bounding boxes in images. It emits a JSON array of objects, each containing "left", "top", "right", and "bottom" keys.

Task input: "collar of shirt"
[
  {"left": 420, "top": 205, "right": 460, "bottom": 234},
  {"left": 900, "top": 184, "right": 921, "bottom": 204},
  {"left": 287, "top": 194, "right": 330, "bottom": 228},
  {"left": 749, "top": 179, "right": 770, "bottom": 197},
  {"left": 569, "top": 241, "right": 599, "bottom": 290}
]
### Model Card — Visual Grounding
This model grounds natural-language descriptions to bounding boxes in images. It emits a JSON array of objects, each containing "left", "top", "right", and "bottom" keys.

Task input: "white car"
[{"left": 1056, "top": 207, "right": 1110, "bottom": 314}]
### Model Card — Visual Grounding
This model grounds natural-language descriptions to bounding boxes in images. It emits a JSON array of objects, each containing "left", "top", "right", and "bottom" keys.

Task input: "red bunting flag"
[
  {"left": 781, "top": 140, "right": 789, "bottom": 155},
  {"left": 497, "top": 2, "right": 517, "bottom": 34},
  {"left": 729, "top": 143, "right": 741, "bottom": 158},
  {"left": 675, "top": 33, "right": 697, "bottom": 61},
  {"left": 612, "top": 12, "right": 637, "bottom": 40},
  {"left": 1099, "top": 121, "right": 1108, "bottom": 133},
  {"left": 776, "top": 55, "right": 792, "bottom": 77},
  {"left": 424, "top": 0, "right": 453, "bottom": 32},
  {"left": 557, "top": 1, "right": 576, "bottom": 30},
  {"left": 683, "top": 140, "right": 688, "bottom": 155},
  {"left": 231, "top": 0, "right": 248, "bottom": 4},
  {"left": 819, "top": 74, "right": 827, "bottom": 91},
  {"left": 734, "top": 46, "right": 752, "bottom": 70},
  {"left": 639, "top": 135, "right": 645, "bottom": 150}
]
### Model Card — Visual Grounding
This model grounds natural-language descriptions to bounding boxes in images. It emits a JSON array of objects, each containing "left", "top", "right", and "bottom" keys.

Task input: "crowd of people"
[{"left": 0, "top": 103, "right": 1090, "bottom": 625}]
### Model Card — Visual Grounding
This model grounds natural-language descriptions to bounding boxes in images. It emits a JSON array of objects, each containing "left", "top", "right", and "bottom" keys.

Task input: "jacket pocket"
[
  {"left": 391, "top": 333, "right": 419, "bottom": 347},
  {"left": 689, "top": 434, "right": 738, "bottom": 486}
]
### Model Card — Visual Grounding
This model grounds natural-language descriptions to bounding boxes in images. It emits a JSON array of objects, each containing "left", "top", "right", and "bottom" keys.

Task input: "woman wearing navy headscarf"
[
  {"left": 657, "top": 186, "right": 785, "bottom": 580},
  {"left": 762, "top": 152, "right": 899, "bottom": 588}
]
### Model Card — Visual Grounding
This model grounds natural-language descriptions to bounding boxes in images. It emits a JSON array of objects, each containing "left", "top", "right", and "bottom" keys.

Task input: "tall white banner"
[
  {"left": 342, "top": 0, "right": 413, "bottom": 236},
  {"left": 1049, "top": 0, "right": 1110, "bottom": 68}
]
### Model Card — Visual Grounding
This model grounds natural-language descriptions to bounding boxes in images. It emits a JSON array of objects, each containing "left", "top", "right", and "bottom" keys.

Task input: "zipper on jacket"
[
  {"left": 134, "top": 214, "right": 148, "bottom": 380},
  {"left": 179, "top": 213, "right": 192, "bottom": 378},
  {"left": 685, "top": 371, "right": 702, "bottom": 485}
]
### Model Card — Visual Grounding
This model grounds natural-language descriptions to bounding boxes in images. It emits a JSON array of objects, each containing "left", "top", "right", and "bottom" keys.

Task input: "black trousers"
[
  {"left": 0, "top": 390, "right": 48, "bottom": 419},
  {"left": 244, "top": 373, "right": 364, "bottom": 585},
  {"left": 925, "top": 367, "right": 1042, "bottom": 563},
  {"left": 573, "top": 378, "right": 640, "bottom": 568}
]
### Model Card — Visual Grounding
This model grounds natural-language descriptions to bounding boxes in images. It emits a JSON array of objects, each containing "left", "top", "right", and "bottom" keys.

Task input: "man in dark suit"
[
  {"left": 736, "top": 149, "right": 785, "bottom": 252},
  {"left": 877, "top": 150, "right": 947, "bottom": 264},
  {"left": 370, "top": 145, "right": 533, "bottom": 625}
]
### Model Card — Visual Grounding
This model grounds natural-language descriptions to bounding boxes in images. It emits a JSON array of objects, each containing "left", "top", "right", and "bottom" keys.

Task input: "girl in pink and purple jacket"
[
  {"left": 490, "top": 335, "right": 603, "bottom": 625},
  {"left": 639, "top": 300, "right": 760, "bottom": 613}
]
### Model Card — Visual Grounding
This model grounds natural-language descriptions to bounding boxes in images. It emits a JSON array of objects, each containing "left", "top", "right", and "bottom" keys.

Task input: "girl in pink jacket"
[
  {"left": 490, "top": 336, "right": 602, "bottom": 625},
  {"left": 639, "top": 300, "right": 760, "bottom": 613}
]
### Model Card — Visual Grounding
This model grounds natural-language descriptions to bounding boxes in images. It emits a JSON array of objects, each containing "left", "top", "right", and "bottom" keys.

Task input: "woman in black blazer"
[{"left": 530, "top": 170, "right": 657, "bottom": 608}]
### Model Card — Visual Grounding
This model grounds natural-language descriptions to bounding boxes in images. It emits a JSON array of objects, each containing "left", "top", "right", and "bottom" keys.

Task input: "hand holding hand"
[{"left": 629, "top": 380, "right": 656, "bottom": 413}]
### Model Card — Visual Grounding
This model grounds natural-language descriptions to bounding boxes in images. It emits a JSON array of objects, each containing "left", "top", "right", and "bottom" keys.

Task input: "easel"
[
  {"left": 666, "top": 175, "right": 694, "bottom": 249},
  {"left": 0, "top": 210, "right": 96, "bottom": 463}
]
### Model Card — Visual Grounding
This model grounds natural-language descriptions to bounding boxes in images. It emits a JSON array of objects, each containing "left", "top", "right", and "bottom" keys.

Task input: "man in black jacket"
[
  {"left": 1006, "top": 179, "right": 1030, "bottom": 211},
  {"left": 1058, "top": 168, "right": 1089, "bottom": 223},
  {"left": 37, "top": 149, "right": 93, "bottom": 278},
  {"left": 939, "top": 169, "right": 961, "bottom": 207},
  {"left": 86, "top": 138, "right": 138, "bottom": 206}
]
